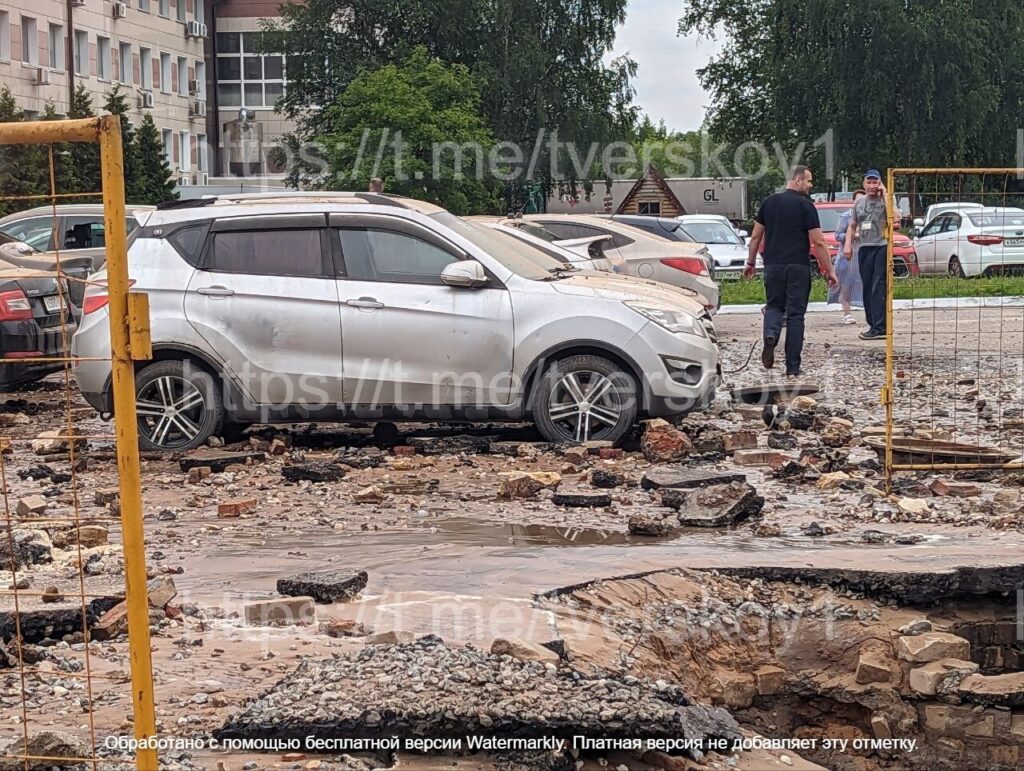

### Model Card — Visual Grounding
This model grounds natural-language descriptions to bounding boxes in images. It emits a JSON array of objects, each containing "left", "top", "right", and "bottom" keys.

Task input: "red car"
[{"left": 815, "top": 201, "right": 919, "bottom": 277}]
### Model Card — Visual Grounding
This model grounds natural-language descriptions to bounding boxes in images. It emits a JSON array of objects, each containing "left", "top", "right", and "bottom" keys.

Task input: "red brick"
[
  {"left": 393, "top": 445, "right": 416, "bottom": 456},
  {"left": 930, "top": 479, "right": 981, "bottom": 498},
  {"left": 217, "top": 498, "right": 257, "bottom": 518},
  {"left": 598, "top": 448, "right": 625, "bottom": 460}
]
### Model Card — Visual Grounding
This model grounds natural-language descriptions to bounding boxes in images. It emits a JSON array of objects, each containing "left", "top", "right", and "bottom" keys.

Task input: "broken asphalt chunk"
[
  {"left": 281, "top": 462, "right": 345, "bottom": 483},
  {"left": 662, "top": 482, "right": 764, "bottom": 528},
  {"left": 551, "top": 492, "right": 612, "bottom": 508},
  {"left": 640, "top": 468, "right": 747, "bottom": 491},
  {"left": 276, "top": 570, "right": 368, "bottom": 604},
  {"left": 179, "top": 450, "right": 265, "bottom": 474}
]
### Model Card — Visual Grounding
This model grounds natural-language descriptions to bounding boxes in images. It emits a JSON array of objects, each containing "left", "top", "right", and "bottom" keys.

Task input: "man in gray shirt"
[{"left": 845, "top": 169, "right": 893, "bottom": 340}]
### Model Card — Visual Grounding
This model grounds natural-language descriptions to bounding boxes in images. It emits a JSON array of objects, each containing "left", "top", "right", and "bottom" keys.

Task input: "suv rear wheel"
[
  {"left": 533, "top": 354, "right": 638, "bottom": 445},
  {"left": 134, "top": 360, "right": 223, "bottom": 451}
]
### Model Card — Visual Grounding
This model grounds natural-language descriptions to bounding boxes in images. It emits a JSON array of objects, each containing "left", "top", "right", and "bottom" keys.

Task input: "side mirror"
[
  {"left": 909, "top": 228, "right": 920, "bottom": 238},
  {"left": 441, "top": 260, "right": 487, "bottom": 288},
  {"left": 913, "top": 218, "right": 924, "bottom": 227}
]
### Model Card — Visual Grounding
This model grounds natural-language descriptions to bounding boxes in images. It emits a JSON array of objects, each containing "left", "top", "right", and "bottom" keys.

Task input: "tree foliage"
[
  {"left": 103, "top": 85, "right": 146, "bottom": 204},
  {"left": 294, "top": 48, "right": 500, "bottom": 213},
  {"left": 680, "top": 0, "right": 1024, "bottom": 181},
  {"left": 134, "top": 113, "right": 179, "bottom": 205},
  {"left": 265, "top": 0, "right": 636, "bottom": 188}
]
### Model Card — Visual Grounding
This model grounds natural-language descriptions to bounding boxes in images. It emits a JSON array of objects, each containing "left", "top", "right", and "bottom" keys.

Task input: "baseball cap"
[{"left": 864, "top": 169, "right": 881, "bottom": 180}]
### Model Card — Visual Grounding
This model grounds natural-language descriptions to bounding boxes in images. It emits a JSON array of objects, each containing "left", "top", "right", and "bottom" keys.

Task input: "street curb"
[{"left": 719, "top": 296, "right": 1024, "bottom": 315}]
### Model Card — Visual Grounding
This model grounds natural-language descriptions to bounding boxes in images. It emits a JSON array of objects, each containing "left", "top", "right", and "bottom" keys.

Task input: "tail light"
[
  {"left": 83, "top": 279, "right": 136, "bottom": 315},
  {"left": 660, "top": 257, "right": 710, "bottom": 277},
  {"left": 0, "top": 289, "right": 33, "bottom": 321},
  {"left": 968, "top": 235, "right": 1004, "bottom": 246}
]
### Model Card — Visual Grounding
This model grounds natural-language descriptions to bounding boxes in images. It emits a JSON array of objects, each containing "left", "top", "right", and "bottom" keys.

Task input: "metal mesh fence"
[
  {"left": 0, "top": 117, "right": 156, "bottom": 770},
  {"left": 884, "top": 169, "right": 1024, "bottom": 483}
]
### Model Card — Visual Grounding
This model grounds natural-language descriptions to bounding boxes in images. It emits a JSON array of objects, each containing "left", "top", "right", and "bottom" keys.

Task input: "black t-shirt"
[{"left": 755, "top": 189, "right": 821, "bottom": 266}]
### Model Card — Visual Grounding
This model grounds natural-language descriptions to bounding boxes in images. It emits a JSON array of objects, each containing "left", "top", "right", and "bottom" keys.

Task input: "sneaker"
[
  {"left": 785, "top": 370, "right": 801, "bottom": 378},
  {"left": 762, "top": 337, "right": 777, "bottom": 369},
  {"left": 859, "top": 330, "right": 886, "bottom": 341},
  {"left": 842, "top": 315, "right": 856, "bottom": 325}
]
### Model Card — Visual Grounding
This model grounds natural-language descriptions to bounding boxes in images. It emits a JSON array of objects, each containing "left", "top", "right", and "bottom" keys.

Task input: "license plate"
[
  {"left": 43, "top": 295, "right": 63, "bottom": 314},
  {"left": 1006, "top": 238, "right": 1024, "bottom": 248}
]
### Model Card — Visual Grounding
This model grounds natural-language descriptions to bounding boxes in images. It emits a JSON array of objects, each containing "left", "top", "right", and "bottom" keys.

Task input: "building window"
[
  {"left": 97, "top": 36, "right": 111, "bottom": 81},
  {"left": 118, "top": 42, "right": 131, "bottom": 83},
  {"left": 158, "top": 0, "right": 169, "bottom": 17},
  {"left": 176, "top": 0, "right": 185, "bottom": 23},
  {"left": 194, "top": 60, "right": 206, "bottom": 99},
  {"left": 177, "top": 56, "right": 188, "bottom": 96},
  {"left": 160, "top": 52, "right": 171, "bottom": 93},
  {"left": 139, "top": 0, "right": 150, "bottom": 12},
  {"left": 194, "top": 0, "right": 204, "bottom": 21},
  {"left": 0, "top": 12, "right": 10, "bottom": 62},
  {"left": 48, "top": 23, "right": 63, "bottom": 70},
  {"left": 21, "top": 17, "right": 37, "bottom": 65},
  {"left": 179, "top": 130, "right": 190, "bottom": 172},
  {"left": 139, "top": 47, "right": 152, "bottom": 89},
  {"left": 638, "top": 201, "right": 662, "bottom": 216},
  {"left": 74, "top": 29, "right": 87, "bottom": 75},
  {"left": 161, "top": 128, "right": 173, "bottom": 166},
  {"left": 216, "top": 32, "right": 285, "bottom": 109},
  {"left": 197, "top": 133, "right": 207, "bottom": 172}
]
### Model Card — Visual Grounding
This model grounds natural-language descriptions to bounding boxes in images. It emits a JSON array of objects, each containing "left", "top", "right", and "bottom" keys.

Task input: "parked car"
[
  {"left": 914, "top": 202, "right": 986, "bottom": 233},
  {"left": 597, "top": 214, "right": 716, "bottom": 278},
  {"left": 520, "top": 214, "right": 721, "bottom": 310},
  {"left": 72, "top": 193, "right": 720, "bottom": 450},
  {"left": 470, "top": 220, "right": 717, "bottom": 342},
  {"left": 0, "top": 232, "right": 77, "bottom": 388},
  {"left": 814, "top": 201, "right": 919, "bottom": 277},
  {"left": 466, "top": 217, "right": 616, "bottom": 272},
  {"left": 913, "top": 207, "right": 1024, "bottom": 277},
  {"left": 0, "top": 204, "right": 154, "bottom": 273},
  {"left": 677, "top": 215, "right": 760, "bottom": 279},
  {"left": 0, "top": 227, "right": 94, "bottom": 312}
]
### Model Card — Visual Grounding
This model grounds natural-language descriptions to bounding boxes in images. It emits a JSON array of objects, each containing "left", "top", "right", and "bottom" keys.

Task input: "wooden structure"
[{"left": 614, "top": 164, "right": 687, "bottom": 217}]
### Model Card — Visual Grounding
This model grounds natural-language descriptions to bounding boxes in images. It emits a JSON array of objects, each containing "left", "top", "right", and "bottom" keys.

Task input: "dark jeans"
[
  {"left": 763, "top": 263, "right": 812, "bottom": 373},
  {"left": 859, "top": 245, "right": 888, "bottom": 335}
]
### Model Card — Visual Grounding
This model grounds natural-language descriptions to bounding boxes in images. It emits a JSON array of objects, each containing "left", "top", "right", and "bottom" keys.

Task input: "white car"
[
  {"left": 521, "top": 214, "right": 720, "bottom": 311},
  {"left": 677, "top": 215, "right": 760, "bottom": 279},
  {"left": 913, "top": 202, "right": 985, "bottom": 232},
  {"left": 914, "top": 207, "right": 1024, "bottom": 276},
  {"left": 467, "top": 217, "right": 617, "bottom": 273}
]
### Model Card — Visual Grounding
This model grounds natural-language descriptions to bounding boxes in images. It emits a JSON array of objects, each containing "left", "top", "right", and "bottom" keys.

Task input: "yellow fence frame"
[
  {"left": 884, "top": 167, "right": 1024, "bottom": 487},
  {"left": 0, "top": 116, "right": 157, "bottom": 770}
]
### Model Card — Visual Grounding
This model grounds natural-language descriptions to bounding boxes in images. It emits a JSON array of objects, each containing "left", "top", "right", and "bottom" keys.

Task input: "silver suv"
[{"left": 71, "top": 193, "right": 720, "bottom": 450}]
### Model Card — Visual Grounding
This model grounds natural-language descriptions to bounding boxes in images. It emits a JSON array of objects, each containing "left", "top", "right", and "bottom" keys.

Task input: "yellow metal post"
[
  {"left": 97, "top": 114, "right": 159, "bottom": 771},
  {"left": 883, "top": 169, "right": 896, "bottom": 491}
]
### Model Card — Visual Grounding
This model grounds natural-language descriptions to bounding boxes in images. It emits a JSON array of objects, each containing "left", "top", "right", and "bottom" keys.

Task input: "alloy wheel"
[
  {"left": 135, "top": 375, "right": 207, "bottom": 449},
  {"left": 547, "top": 370, "right": 623, "bottom": 442}
]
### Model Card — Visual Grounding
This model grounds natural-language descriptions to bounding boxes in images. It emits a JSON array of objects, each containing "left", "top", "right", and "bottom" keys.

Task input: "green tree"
[
  {"left": 304, "top": 48, "right": 499, "bottom": 213},
  {"left": 134, "top": 113, "right": 179, "bottom": 205},
  {"left": 263, "top": 0, "right": 636, "bottom": 187},
  {"left": 41, "top": 102, "right": 82, "bottom": 198},
  {"left": 103, "top": 85, "right": 145, "bottom": 203},
  {"left": 679, "top": 0, "right": 1024, "bottom": 183},
  {"left": 0, "top": 87, "right": 48, "bottom": 217},
  {"left": 68, "top": 83, "right": 101, "bottom": 198}
]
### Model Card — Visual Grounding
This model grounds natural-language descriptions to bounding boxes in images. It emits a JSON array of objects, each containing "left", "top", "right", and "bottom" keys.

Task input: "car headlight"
[{"left": 625, "top": 302, "right": 706, "bottom": 337}]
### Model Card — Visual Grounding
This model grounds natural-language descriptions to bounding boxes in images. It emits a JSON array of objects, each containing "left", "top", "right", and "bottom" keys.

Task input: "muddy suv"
[{"left": 71, "top": 193, "right": 720, "bottom": 450}]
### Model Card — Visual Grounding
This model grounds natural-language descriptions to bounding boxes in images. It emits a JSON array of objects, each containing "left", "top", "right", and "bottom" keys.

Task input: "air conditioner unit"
[
  {"left": 36, "top": 67, "right": 50, "bottom": 85},
  {"left": 112, "top": 1, "right": 127, "bottom": 17},
  {"left": 194, "top": 171, "right": 208, "bottom": 186},
  {"left": 185, "top": 20, "right": 202, "bottom": 37},
  {"left": 178, "top": 176, "right": 190, "bottom": 188},
  {"left": 71, "top": 0, "right": 86, "bottom": 6},
  {"left": 198, "top": 23, "right": 208, "bottom": 38},
  {"left": 140, "top": 90, "right": 154, "bottom": 109},
  {"left": 189, "top": 100, "right": 206, "bottom": 118},
  {"left": 188, "top": 78, "right": 199, "bottom": 96}
]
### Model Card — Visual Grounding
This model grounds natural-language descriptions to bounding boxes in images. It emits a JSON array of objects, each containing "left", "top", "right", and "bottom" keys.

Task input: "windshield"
[
  {"left": 816, "top": 208, "right": 844, "bottom": 232},
  {"left": 497, "top": 227, "right": 572, "bottom": 265},
  {"left": 969, "top": 211, "right": 1024, "bottom": 228},
  {"left": 512, "top": 222, "right": 562, "bottom": 243},
  {"left": 0, "top": 228, "right": 38, "bottom": 256},
  {"left": 680, "top": 222, "right": 742, "bottom": 245},
  {"left": 432, "top": 212, "right": 559, "bottom": 279}
]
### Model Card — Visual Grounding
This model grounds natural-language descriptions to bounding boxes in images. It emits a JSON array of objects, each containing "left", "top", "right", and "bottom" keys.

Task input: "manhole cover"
[{"left": 730, "top": 383, "right": 820, "bottom": 405}]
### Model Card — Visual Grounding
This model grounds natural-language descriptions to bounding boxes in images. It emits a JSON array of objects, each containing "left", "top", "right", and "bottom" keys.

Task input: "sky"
[{"left": 607, "top": 0, "right": 721, "bottom": 133}]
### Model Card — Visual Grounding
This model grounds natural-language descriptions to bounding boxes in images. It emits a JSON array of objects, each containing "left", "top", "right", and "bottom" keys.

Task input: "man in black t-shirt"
[{"left": 743, "top": 166, "right": 837, "bottom": 377}]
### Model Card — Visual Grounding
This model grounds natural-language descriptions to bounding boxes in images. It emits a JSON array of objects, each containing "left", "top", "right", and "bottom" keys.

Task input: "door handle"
[
  {"left": 196, "top": 286, "right": 235, "bottom": 297},
  {"left": 346, "top": 297, "right": 384, "bottom": 309}
]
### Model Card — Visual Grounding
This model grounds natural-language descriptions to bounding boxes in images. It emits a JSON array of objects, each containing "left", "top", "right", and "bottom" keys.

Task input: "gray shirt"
[{"left": 850, "top": 195, "right": 891, "bottom": 247}]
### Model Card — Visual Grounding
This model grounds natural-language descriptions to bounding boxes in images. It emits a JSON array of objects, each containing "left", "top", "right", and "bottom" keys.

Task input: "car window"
[
  {"left": 535, "top": 221, "right": 605, "bottom": 242},
  {"left": 679, "top": 222, "right": 742, "bottom": 245},
  {"left": 4, "top": 217, "right": 54, "bottom": 251},
  {"left": 920, "top": 217, "right": 945, "bottom": 238},
  {"left": 63, "top": 216, "right": 106, "bottom": 249},
  {"left": 208, "top": 229, "right": 325, "bottom": 277},
  {"left": 337, "top": 228, "right": 460, "bottom": 285},
  {"left": 942, "top": 215, "right": 961, "bottom": 233},
  {"left": 969, "top": 212, "right": 1024, "bottom": 228}
]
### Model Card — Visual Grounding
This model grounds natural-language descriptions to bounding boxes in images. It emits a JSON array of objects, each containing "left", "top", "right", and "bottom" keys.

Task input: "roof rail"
[{"left": 156, "top": 197, "right": 218, "bottom": 211}]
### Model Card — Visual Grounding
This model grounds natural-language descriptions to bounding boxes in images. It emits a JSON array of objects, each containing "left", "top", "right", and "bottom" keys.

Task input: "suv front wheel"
[
  {"left": 533, "top": 354, "right": 638, "bottom": 445},
  {"left": 134, "top": 360, "right": 223, "bottom": 451}
]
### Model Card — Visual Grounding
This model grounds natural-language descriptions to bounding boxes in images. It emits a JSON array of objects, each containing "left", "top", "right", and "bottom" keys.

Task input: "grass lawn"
[{"left": 720, "top": 275, "right": 1024, "bottom": 305}]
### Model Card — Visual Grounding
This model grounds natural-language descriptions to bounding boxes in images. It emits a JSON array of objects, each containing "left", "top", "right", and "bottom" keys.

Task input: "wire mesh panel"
[
  {"left": 0, "top": 117, "right": 157, "bottom": 770},
  {"left": 884, "top": 169, "right": 1024, "bottom": 483}
]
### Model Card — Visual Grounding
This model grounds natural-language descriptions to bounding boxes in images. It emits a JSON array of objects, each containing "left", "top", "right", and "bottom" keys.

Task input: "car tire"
[
  {"left": 949, "top": 256, "right": 966, "bottom": 278},
  {"left": 533, "top": 354, "right": 638, "bottom": 445},
  {"left": 134, "top": 360, "right": 223, "bottom": 452}
]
